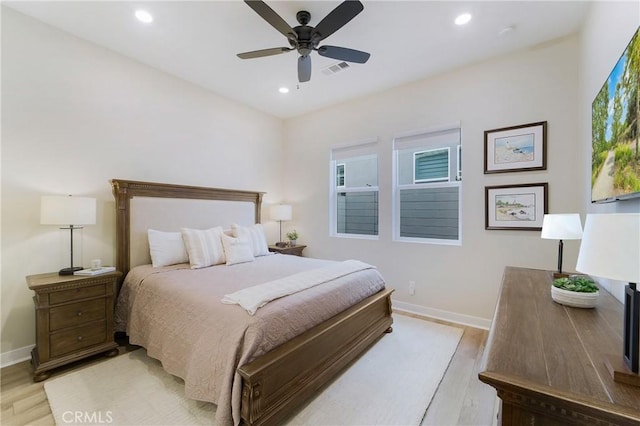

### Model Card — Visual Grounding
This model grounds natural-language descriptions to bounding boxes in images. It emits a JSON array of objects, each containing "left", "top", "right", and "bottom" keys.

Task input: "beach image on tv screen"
[{"left": 591, "top": 27, "right": 640, "bottom": 202}]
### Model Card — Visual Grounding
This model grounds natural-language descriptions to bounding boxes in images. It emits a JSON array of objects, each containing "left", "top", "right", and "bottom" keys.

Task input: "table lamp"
[
  {"left": 576, "top": 213, "right": 640, "bottom": 386},
  {"left": 541, "top": 214, "right": 583, "bottom": 278},
  {"left": 41, "top": 195, "right": 96, "bottom": 275},
  {"left": 270, "top": 204, "right": 292, "bottom": 247}
]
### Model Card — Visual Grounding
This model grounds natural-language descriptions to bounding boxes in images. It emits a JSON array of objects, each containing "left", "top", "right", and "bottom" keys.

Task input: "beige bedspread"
[{"left": 114, "top": 254, "right": 386, "bottom": 426}]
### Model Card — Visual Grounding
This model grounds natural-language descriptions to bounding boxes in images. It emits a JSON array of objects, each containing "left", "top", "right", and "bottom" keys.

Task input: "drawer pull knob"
[
  {"left": 77, "top": 311, "right": 83, "bottom": 316},
  {"left": 77, "top": 336, "right": 83, "bottom": 341}
]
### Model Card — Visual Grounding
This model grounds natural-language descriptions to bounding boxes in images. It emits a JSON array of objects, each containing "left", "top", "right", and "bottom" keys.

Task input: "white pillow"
[
  {"left": 181, "top": 227, "right": 226, "bottom": 269},
  {"left": 147, "top": 229, "right": 189, "bottom": 267},
  {"left": 231, "top": 223, "right": 269, "bottom": 257},
  {"left": 221, "top": 234, "right": 254, "bottom": 266}
]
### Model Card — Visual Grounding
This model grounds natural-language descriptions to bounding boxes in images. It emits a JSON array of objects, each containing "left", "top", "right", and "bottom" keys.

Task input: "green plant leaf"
[{"left": 553, "top": 276, "right": 598, "bottom": 293}]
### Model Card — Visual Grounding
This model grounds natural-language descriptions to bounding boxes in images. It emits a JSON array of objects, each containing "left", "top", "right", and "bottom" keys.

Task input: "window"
[
  {"left": 393, "top": 125, "right": 461, "bottom": 244},
  {"left": 414, "top": 148, "right": 449, "bottom": 183},
  {"left": 457, "top": 145, "right": 462, "bottom": 181},
  {"left": 336, "top": 163, "right": 345, "bottom": 188},
  {"left": 330, "top": 142, "right": 379, "bottom": 238}
]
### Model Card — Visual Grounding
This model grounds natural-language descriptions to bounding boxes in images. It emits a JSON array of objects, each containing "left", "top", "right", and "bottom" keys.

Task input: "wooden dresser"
[
  {"left": 479, "top": 267, "right": 640, "bottom": 425},
  {"left": 27, "top": 271, "right": 121, "bottom": 382}
]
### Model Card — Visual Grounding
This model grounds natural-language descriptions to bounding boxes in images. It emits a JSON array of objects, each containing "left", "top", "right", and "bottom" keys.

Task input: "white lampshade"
[
  {"left": 40, "top": 196, "right": 96, "bottom": 226},
  {"left": 270, "top": 204, "right": 292, "bottom": 222},
  {"left": 576, "top": 213, "right": 640, "bottom": 283},
  {"left": 541, "top": 214, "right": 583, "bottom": 240}
]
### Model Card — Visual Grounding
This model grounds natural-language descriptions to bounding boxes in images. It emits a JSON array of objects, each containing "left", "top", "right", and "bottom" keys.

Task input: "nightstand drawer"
[
  {"left": 50, "top": 298, "right": 106, "bottom": 331},
  {"left": 50, "top": 321, "right": 107, "bottom": 357},
  {"left": 49, "top": 284, "right": 105, "bottom": 305}
]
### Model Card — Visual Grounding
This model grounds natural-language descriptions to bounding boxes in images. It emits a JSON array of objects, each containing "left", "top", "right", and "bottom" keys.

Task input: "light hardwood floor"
[{"left": 1, "top": 314, "right": 496, "bottom": 426}]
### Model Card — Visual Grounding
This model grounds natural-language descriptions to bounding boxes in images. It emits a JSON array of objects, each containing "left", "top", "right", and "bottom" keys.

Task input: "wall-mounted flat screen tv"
[{"left": 591, "top": 26, "right": 640, "bottom": 203}]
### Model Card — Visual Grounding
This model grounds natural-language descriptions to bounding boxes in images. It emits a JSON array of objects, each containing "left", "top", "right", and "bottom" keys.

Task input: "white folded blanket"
[{"left": 221, "top": 259, "right": 375, "bottom": 315}]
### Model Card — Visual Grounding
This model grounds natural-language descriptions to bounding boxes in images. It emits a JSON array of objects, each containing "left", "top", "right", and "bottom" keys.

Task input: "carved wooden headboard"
[{"left": 110, "top": 179, "right": 264, "bottom": 283}]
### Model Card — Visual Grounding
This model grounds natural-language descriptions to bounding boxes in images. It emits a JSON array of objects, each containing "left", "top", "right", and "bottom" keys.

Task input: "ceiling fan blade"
[
  {"left": 298, "top": 55, "right": 311, "bottom": 82},
  {"left": 237, "top": 47, "right": 292, "bottom": 59},
  {"left": 313, "top": 1, "right": 364, "bottom": 41},
  {"left": 244, "top": 0, "right": 297, "bottom": 41},
  {"left": 318, "top": 46, "right": 370, "bottom": 63}
]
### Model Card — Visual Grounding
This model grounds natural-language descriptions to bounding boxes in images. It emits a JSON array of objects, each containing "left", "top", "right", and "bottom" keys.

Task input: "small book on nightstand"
[{"left": 74, "top": 266, "right": 116, "bottom": 276}]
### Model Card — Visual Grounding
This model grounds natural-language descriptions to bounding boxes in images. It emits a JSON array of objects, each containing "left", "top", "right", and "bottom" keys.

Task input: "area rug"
[{"left": 44, "top": 315, "right": 463, "bottom": 425}]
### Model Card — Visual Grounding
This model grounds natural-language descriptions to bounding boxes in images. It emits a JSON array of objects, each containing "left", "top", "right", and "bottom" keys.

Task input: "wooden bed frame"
[{"left": 110, "top": 179, "right": 394, "bottom": 426}]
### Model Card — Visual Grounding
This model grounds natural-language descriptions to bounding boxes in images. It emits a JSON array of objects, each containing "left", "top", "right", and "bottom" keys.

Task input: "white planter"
[{"left": 551, "top": 285, "right": 599, "bottom": 308}]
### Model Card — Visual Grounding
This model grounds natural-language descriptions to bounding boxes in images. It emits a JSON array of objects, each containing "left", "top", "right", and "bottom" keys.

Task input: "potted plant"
[
  {"left": 551, "top": 275, "right": 599, "bottom": 308},
  {"left": 286, "top": 230, "right": 299, "bottom": 247}
]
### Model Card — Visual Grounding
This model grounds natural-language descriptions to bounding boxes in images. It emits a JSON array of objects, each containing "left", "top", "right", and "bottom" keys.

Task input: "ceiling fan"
[{"left": 237, "top": 0, "right": 371, "bottom": 83}]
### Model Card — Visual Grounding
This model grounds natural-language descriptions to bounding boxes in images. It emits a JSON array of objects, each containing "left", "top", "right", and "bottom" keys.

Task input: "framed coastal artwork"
[
  {"left": 485, "top": 183, "right": 548, "bottom": 230},
  {"left": 484, "top": 121, "right": 547, "bottom": 173}
]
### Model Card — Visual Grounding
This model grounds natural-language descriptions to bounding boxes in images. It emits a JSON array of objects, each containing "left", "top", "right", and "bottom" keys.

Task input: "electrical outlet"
[{"left": 409, "top": 280, "right": 416, "bottom": 295}]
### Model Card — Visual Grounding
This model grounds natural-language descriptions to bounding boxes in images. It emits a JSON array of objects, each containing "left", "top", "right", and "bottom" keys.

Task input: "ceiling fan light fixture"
[
  {"left": 135, "top": 10, "right": 153, "bottom": 24},
  {"left": 454, "top": 13, "right": 472, "bottom": 26},
  {"left": 278, "top": 87, "right": 289, "bottom": 94}
]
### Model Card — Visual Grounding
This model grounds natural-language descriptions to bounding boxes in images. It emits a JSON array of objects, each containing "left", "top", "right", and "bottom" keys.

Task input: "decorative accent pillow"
[
  {"left": 231, "top": 223, "right": 269, "bottom": 257},
  {"left": 221, "top": 234, "right": 255, "bottom": 266},
  {"left": 180, "top": 226, "right": 226, "bottom": 269},
  {"left": 147, "top": 229, "right": 189, "bottom": 267}
]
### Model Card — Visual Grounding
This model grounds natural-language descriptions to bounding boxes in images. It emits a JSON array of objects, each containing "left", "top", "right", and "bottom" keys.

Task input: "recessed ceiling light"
[
  {"left": 498, "top": 26, "right": 515, "bottom": 37},
  {"left": 135, "top": 10, "right": 153, "bottom": 24},
  {"left": 279, "top": 87, "right": 289, "bottom": 94},
  {"left": 455, "top": 13, "right": 472, "bottom": 26}
]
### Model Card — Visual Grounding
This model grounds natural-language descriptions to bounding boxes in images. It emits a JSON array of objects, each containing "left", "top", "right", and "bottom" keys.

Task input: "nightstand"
[
  {"left": 268, "top": 244, "right": 306, "bottom": 257},
  {"left": 26, "top": 271, "right": 121, "bottom": 382}
]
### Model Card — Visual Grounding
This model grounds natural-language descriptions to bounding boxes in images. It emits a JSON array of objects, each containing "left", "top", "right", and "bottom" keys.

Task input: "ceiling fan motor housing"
[{"left": 293, "top": 22, "right": 316, "bottom": 56}]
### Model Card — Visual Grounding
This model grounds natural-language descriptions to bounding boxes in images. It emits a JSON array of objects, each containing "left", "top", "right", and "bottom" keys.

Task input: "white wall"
[
  {"left": 283, "top": 35, "right": 582, "bottom": 327},
  {"left": 1, "top": 8, "right": 285, "bottom": 362},
  {"left": 579, "top": 1, "right": 640, "bottom": 302}
]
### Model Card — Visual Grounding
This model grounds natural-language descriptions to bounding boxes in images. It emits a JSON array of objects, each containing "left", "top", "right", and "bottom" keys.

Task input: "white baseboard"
[
  {"left": 392, "top": 299, "right": 492, "bottom": 330},
  {"left": 1, "top": 345, "right": 34, "bottom": 369}
]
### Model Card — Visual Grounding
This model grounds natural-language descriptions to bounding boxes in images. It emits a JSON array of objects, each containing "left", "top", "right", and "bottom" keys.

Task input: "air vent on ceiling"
[{"left": 321, "top": 62, "right": 350, "bottom": 76}]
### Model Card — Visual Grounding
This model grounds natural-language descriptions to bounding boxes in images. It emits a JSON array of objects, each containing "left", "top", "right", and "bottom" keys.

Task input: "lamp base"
[
  {"left": 59, "top": 266, "right": 83, "bottom": 276},
  {"left": 553, "top": 272, "right": 570, "bottom": 278},
  {"left": 604, "top": 354, "right": 640, "bottom": 387},
  {"left": 275, "top": 242, "right": 288, "bottom": 248}
]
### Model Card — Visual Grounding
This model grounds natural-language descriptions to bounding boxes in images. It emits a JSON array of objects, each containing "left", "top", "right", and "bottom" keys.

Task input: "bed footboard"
[{"left": 238, "top": 288, "right": 394, "bottom": 426}]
